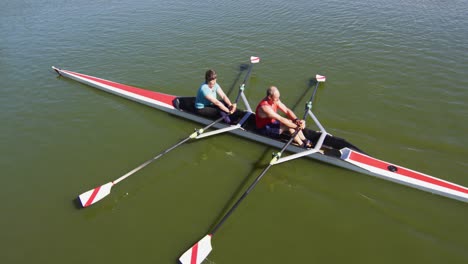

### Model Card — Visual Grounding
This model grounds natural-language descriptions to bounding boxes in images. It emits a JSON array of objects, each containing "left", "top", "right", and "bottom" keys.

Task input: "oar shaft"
[
  {"left": 310, "top": 81, "right": 320, "bottom": 109},
  {"left": 116, "top": 60, "right": 255, "bottom": 186},
  {"left": 210, "top": 163, "right": 272, "bottom": 235},
  {"left": 234, "top": 62, "right": 256, "bottom": 104},
  {"left": 243, "top": 63, "right": 255, "bottom": 84},
  {"left": 114, "top": 116, "right": 224, "bottom": 185},
  {"left": 301, "top": 78, "right": 324, "bottom": 119},
  {"left": 209, "top": 78, "right": 321, "bottom": 235},
  {"left": 210, "top": 77, "right": 325, "bottom": 233},
  {"left": 212, "top": 74, "right": 324, "bottom": 232},
  {"left": 113, "top": 138, "right": 190, "bottom": 185},
  {"left": 210, "top": 129, "right": 298, "bottom": 236},
  {"left": 307, "top": 75, "right": 326, "bottom": 112}
]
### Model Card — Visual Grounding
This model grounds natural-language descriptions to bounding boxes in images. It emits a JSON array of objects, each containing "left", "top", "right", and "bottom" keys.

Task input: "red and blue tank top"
[{"left": 255, "top": 99, "right": 278, "bottom": 129}]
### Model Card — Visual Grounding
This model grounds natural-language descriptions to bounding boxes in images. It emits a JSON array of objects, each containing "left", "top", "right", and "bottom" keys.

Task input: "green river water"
[{"left": 1, "top": 0, "right": 467, "bottom": 263}]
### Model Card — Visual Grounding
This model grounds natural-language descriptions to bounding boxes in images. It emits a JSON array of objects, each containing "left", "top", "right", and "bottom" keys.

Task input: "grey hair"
[{"left": 266, "top": 86, "right": 278, "bottom": 96}]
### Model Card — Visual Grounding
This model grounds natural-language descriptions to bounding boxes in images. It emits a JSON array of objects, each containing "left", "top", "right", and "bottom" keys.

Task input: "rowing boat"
[{"left": 52, "top": 66, "right": 468, "bottom": 203}]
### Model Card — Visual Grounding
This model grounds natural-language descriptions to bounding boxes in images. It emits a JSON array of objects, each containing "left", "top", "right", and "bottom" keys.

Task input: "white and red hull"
[
  {"left": 52, "top": 67, "right": 468, "bottom": 203},
  {"left": 341, "top": 149, "right": 468, "bottom": 202}
]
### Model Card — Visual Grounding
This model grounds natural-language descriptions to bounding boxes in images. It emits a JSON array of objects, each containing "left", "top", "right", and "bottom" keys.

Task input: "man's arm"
[
  {"left": 277, "top": 101, "right": 297, "bottom": 120},
  {"left": 260, "top": 103, "right": 298, "bottom": 129},
  {"left": 277, "top": 101, "right": 306, "bottom": 129}
]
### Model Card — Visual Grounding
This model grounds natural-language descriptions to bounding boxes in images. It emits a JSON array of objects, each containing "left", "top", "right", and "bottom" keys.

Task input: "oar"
[
  {"left": 233, "top": 56, "right": 260, "bottom": 103},
  {"left": 310, "top": 74, "right": 326, "bottom": 108},
  {"left": 225, "top": 63, "right": 250, "bottom": 97},
  {"left": 179, "top": 75, "right": 322, "bottom": 263},
  {"left": 78, "top": 116, "right": 224, "bottom": 208},
  {"left": 78, "top": 56, "right": 260, "bottom": 208},
  {"left": 179, "top": 131, "right": 301, "bottom": 264}
]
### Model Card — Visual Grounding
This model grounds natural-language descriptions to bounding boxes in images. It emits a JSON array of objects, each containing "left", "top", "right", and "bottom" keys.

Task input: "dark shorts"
[
  {"left": 195, "top": 105, "right": 220, "bottom": 118},
  {"left": 195, "top": 105, "right": 231, "bottom": 123},
  {"left": 257, "top": 121, "right": 281, "bottom": 138}
]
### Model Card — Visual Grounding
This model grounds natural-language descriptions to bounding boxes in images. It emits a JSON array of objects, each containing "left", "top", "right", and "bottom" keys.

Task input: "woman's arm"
[{"left": 216, "top": 87, "right": 236, "bottom": 113}]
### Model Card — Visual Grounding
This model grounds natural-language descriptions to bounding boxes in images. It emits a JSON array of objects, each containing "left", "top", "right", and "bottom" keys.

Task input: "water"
[{"left": 1, "top": 0, "right": 467, "bottom": 263}]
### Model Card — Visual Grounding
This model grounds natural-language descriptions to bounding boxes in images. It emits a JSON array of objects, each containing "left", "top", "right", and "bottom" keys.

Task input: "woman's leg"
[{"left": 195, "top": 106, "right": 231, "bottom": 123}]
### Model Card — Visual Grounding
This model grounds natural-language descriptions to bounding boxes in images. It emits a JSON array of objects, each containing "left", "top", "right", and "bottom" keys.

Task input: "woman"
[{"left": 195, "top": 69, "right": 237, "bottom": 122}]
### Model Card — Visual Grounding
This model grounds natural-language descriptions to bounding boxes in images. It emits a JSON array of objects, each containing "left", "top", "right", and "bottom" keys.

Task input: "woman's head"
[{"left": 205, "top": 69, "right": 217, "bottom": 83}]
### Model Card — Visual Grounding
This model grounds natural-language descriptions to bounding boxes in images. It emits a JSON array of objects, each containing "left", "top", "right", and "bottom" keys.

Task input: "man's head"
[{"left": 267, "top": 86, "right": 280, "bottom": 103}]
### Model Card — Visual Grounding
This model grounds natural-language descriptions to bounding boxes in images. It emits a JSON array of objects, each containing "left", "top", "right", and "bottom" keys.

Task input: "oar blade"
[
  {"left": 78, "top": 182, "right": 113, "bottom": 208},
  {"left": 179, "top": 235, "right": 213, "bottom": 264},
  {"left": 316, "top": 74, "right": 326, "bottom": 82},
  {"left": 250, "top": 56, "right": 260, "bottom": 63}
]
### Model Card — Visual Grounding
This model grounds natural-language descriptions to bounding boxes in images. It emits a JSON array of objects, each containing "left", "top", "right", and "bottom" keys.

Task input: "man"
[{"left": 255, "top": 86, "right": 312, "bottom": 148}]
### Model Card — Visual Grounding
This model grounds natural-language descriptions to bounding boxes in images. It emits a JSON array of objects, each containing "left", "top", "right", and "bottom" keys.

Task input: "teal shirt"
[{"left": 195, "top": 82, "right": 220, "bottom": 109}]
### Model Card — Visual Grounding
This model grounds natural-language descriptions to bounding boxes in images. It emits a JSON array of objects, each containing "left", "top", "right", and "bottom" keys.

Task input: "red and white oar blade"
[
  {"left": 250, "top": 56, "right": 260, "bottom": 63},
  {"left": 316, "top": 74, "right": 326, "bottom": 82},
  {"left": 78, "top": 182, "right": 113, "bottom": 208},
  {"left": 179, "top": 235, "right": 213, "bottom": 264}
]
